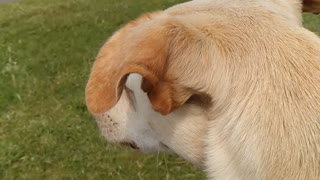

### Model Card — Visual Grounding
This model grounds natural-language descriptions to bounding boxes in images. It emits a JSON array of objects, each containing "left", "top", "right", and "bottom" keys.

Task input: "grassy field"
[{"left": 0, "top": 0, "right": 319, "bottom": 179}]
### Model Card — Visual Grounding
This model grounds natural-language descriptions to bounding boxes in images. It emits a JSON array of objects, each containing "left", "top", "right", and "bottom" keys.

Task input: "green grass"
[{"left": 0, "top": 0, "right": 319, "bottom": 179}]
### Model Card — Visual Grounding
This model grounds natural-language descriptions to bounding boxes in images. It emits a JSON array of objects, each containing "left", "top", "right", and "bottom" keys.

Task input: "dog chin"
[{"left": 141, "top": 143, "right": 172, "bottom": 153}]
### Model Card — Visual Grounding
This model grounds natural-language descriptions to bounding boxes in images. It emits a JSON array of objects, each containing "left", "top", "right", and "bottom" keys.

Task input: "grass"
[{"left": 0, "top": 0, "right": 319, "bottom": 179}]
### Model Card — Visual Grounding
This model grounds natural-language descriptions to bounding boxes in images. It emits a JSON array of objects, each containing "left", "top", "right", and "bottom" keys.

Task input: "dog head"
[
  {"left": 95, "top": 74, "right": 171, "bottom": 153},
  {"left": 95, "top": 74, "right": 207, "bottom": 166}
]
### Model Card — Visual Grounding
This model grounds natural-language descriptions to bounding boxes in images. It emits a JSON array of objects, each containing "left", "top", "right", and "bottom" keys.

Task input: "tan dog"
[{"left": 86, "top": 0, "right": 320, "bottom": 179}]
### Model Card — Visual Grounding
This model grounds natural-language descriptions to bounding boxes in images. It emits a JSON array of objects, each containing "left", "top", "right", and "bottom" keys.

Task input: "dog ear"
[
  {"left": 86, "top": 14, "right": 191, "bottom": 115},
  {"left": 303, "top": 0, "right": 320, "bottom": 14},
  {"left": 141, "top": 78, "right": 193, "bottom": 115}
]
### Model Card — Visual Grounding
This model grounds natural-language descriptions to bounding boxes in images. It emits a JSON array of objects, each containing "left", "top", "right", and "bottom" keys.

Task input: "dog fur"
[{"left": 86, "top": 0, "right": 320, "bottom": 179}]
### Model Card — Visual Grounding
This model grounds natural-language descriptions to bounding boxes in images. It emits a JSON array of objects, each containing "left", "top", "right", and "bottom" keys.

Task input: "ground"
[
  {"left": 0, "top": 0, "right": 319, "bottom": 179},
  {"left": 0, "top": 0, "right": 21, "bottom": 4}
]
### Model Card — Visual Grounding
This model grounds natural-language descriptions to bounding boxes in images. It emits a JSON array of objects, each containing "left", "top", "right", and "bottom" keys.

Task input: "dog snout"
[
  {"left": 96, "top": 113, "right": 118, "bottom": 127},
  {"left": 94, "top": 112, "right": 128, "bottom": 144}
]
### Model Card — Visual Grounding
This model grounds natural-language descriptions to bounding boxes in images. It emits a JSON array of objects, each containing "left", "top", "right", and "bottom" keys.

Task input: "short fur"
[{"left": 86, "top": 0, "right": 320, "bottom": 179}]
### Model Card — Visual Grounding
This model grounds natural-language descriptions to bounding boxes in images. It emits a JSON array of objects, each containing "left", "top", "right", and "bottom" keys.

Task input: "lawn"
[{"left": 0, "top": 0, "right": 319, "bottom": 179}]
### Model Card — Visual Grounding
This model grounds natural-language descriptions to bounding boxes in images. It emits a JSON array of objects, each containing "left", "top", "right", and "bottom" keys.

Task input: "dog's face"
[
  {"left": 94, "top": 74, "right": 171, "bottom": 153},
  {"left": 95, "top": 74, "right": 207, "bottom": 166}
]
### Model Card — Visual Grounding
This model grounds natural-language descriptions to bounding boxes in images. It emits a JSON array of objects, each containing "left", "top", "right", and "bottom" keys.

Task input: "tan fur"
[
  {"left": 86, "top": 0, "right": 320, "bottom": 179},
  {"left": 147, "top": 101, "right": 208, "bottom": 166}
]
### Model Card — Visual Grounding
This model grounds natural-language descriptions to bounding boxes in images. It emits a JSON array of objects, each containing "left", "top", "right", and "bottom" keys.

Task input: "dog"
[{"left": 86, "top": 0, "right": 320, "bottom": 179}]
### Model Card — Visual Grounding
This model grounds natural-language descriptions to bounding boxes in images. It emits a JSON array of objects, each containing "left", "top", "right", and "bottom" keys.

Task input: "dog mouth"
[
  {"left": 119, "top": 141, "right": 171, "bottom": 153},
  {"left": 120, "top": 142, "right": 139, "bottom": 150}
]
